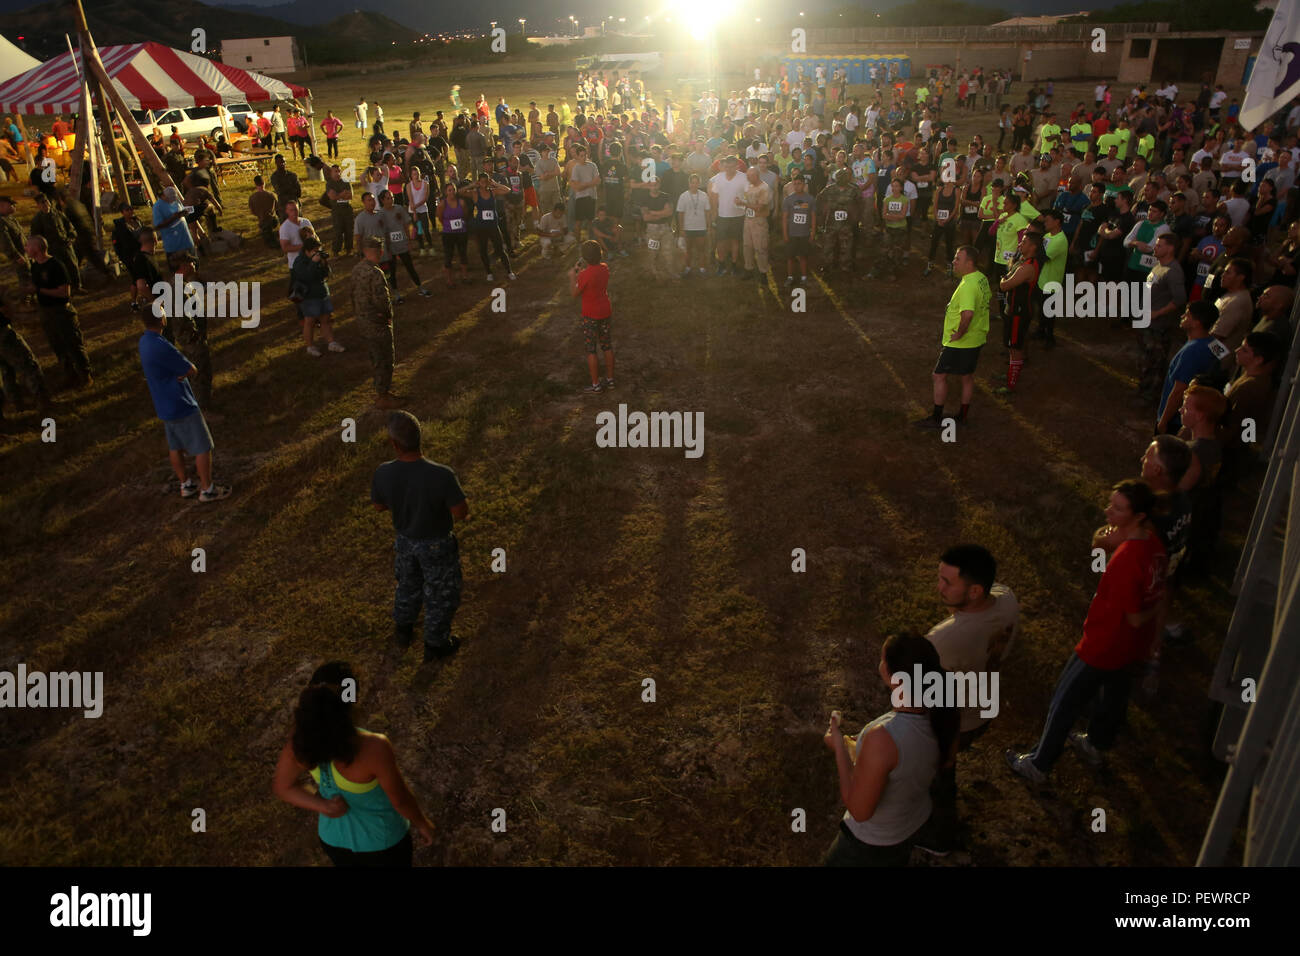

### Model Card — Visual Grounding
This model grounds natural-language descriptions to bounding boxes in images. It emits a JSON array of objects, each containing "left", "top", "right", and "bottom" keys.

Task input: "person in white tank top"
[
  {"left": 405, "top": 167, "right": 433, "bottom": 255},
  {"left": 822, "top": 633, "right": 958, "bottom": 866}
]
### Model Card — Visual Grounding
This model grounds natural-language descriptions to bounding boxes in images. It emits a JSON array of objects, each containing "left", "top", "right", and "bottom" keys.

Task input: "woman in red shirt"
[
  {"left": 1006, "top": 479, "right": 1167, "bottom": 782},
  {"left": 569, "top": 240, "right": 614, "bottom": 394}
]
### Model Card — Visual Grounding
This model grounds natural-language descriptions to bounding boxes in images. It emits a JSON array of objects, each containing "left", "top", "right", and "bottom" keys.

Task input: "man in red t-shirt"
[
  {"left": 568, "top": 239, "right": 614, "bottom": 394},
  {"left": 1006, "top": 479, "right": 1167, "bottom": 782}
]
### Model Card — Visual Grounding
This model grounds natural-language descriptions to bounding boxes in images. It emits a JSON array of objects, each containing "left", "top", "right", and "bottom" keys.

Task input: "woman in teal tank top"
[{"left": 272, "top": 661, "right": 436, "bottom": 865}]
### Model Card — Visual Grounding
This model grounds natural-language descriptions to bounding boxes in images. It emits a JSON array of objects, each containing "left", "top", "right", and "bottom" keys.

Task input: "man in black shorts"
[
  {"left": 915, "top": 246, "right": 992, "bottom": 428},
  {"left": 782, "top": 174, "right": 816, "bottom": 287},
  {"left": 371, "top": 410, "right": 469, "bottom": 662},
  {"left": 567, "top": 145, "right": 601, "bottom": 243}
]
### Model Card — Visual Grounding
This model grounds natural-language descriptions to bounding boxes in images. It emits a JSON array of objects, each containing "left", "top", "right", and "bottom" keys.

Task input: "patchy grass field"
[{"left": 0, "top": 67, "right": 1244, "bottom": 865}]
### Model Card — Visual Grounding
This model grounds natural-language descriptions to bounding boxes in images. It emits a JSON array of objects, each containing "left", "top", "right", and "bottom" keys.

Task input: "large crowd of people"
[{"left": 4, "top": 56, "right": 1295, "bottom": 867}]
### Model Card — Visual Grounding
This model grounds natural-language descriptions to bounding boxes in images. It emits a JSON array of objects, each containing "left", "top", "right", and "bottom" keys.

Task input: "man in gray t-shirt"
[
  {"left": 567, "top": 144, "right": 600, "bottom": 240},
  {"left": 1139, "top": 235, "right": 1187, "bottom": 398},
  {"left": 353, "top": 192, "right": 386, "bottom": 250}
]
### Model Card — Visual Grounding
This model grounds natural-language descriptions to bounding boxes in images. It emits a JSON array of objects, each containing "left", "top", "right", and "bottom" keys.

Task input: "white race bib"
[
  {"left": 917, "top": 180, "right": 930, "bottom": 188},
  {"left": 1208, "top": 338, "right": 1231, "bottom": 360},
  {"left": 887, "top": 201, "right": 903, "bottom": 214},
  {"left": 510, "top": 176, "right": 521, "bottom": 188},
  {"left": 746, "top": 207, "right": 756, "bottom": 218},
  {"left": 482, "top": 209, "right": 495, "bottom": 220},
  {"left": 449, "top": 218, "right": 463, "bottom": 230},
  {"left": 834, "top": 209, "right": 848, "bottom": 221},
  {"left": 1140, "top": 253, "right": 1156, "bottom": 269},
  {"left": 1002, "top": 249, "right": 1014, "bottom": 262},
  {"left": 389, "top": 230, "right": 404, "bottom": 243},
  {"left": 647, "top": 238, "right": 661, "bottom": 250},
  {"left": 936, "top": 208, "right": 950, "bottom": 223},
  {"left": 1196, "top": 262, "right": 1210, "bottom": 277},
  {"left": 792, "top": 212, "right": 808, "bottom": 225}
]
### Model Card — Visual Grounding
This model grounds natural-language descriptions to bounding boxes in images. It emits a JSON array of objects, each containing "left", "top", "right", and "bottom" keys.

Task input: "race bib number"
[
  {"left": 964, "top": 204, "right": 978, "bottom": 216},
  {"left": 1196, "top": 262, "right": 1210, "bottom": 277},
  {"left": 482, "top": 209, "right": 495, "bottom": 220},
  {"left": 917, "top": 180, "right": 930, "bottom": 188},
  {"left": 510, "top": 176, "right": 521, "bottom": 188},
  {"left": 1140, "top": 253, "right": 1156, "bottom": 269},
  {"left": 746, "top": 207, "right": 756, "bottom": 218},
  {"left": 887, "top": 201, "right": 904, "bottom": 214},
  {"left": 834, "top": 209, "right": 848, "bottom": 221},
  {"left": 449, "top": 219, "right": 463, "bottom": 230},
  {"left": 792, "top": 212, "right": 808, "bottom": 225},
  {"left": 936, "top": 208, "right": 950, "bottom": 223},
  {"left": 1063, "top": 213, "right": 1075, "bottom": 224},
  {"left": 647, "top": 238, "right": 661, "bottom": 251},
  {"left": 1208, "top": 338, "right": 1231, "bottom": 360},
  {"left": 1002, "top": 249, "right": 1014, "bottom": 263},
  {"left": 389, "top": 231, "right": 404, "bottom": 243}
]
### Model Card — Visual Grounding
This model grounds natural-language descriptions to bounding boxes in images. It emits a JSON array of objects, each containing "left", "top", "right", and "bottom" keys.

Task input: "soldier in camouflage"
[
  {"left": 817, "top": 168, "right": 860, "bottom": 273},
  {"left": 0, "top": 195, "right": 29, "bottom": 288},
  {"left": 0, "top": 303, "right": 51, "bottom": 422},
  {"left": 30, "top": 192, "right": 81, "bottom": 294},
  {"left": 371, "top": 410, "right": 468, "bottom": 662},
  {"left": 352, "top": 237, "right": 401, "bottom": 410}
]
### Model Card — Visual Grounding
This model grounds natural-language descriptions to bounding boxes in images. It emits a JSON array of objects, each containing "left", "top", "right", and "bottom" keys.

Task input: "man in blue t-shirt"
[
  {"left": 372, "top": 410, "right": 469, "bottom": 663},
  {"left": 1156, "top": 300, "right": 1228, "bottom": 435},
  {"left": 151, "top": 186, "right": 196, "bottom": 274},
  {"left": 138, "top": 308, "right": 230, "bottom": 502}
]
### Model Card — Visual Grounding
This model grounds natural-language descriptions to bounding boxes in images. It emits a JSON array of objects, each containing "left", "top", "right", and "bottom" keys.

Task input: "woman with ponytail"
[
  {"left": 823, "top": 633, "right": 960, "bottom": 866},
  {"left": 272, "top": 661, "right": 435, "bottom": 865}
]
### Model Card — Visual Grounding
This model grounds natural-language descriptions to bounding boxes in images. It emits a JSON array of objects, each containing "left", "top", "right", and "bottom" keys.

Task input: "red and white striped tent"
[{"left": 0, "top": 40, "right": 308, "bottom": 115}]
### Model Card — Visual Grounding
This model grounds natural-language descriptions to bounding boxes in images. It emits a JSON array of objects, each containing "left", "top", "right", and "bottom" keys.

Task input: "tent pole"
[
  {"left": 93, "top": 78, "right": 132, "bottom": 214},
  {"left": 305, "top": 95, "right": 317, "bottom": 155},
  {"left": 68, "top": 110, "right": 88, "bottom": 195},
  {"left": 71, "top": 0, "right": 172, "bottom": 194}
]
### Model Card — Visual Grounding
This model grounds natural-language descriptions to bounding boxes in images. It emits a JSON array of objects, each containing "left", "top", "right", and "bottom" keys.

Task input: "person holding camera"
[{"left": 291, "top": 236, "right": 343, "bottom": 357}]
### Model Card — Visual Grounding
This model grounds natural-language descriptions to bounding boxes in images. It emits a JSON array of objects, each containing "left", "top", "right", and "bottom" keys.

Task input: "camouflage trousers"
[
  {"left": 645, "top": 222, "right": 675, "bottom": 278},
  {"left": 393, "top": 532, "right": 462, "bottom": 648},
  {"left": 1135, "top": 325, "right": 1173, "bottom": 399},
  {"left": 359, "top": 319, "right": 394, "bottom": 394},
  {"left": 0, "top": 324, "right": 48, "bottom": 412},
  {"left": 820, "top": 225, "right": 853, "bottom": 270},
  {"left": 37, "top": 303, "right": 90, "bottom": 381},
  {"left": 164, "top": 314, "right": 211, "bottom": 406}
]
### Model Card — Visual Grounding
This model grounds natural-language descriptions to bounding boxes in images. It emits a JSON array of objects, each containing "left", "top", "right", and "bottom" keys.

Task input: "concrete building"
[
  {"left": 220, "top": 37, "right": 303, "bottom": 76},
  {"left": 1117, "top": 31, "right": 1264, "bottom": 88}
]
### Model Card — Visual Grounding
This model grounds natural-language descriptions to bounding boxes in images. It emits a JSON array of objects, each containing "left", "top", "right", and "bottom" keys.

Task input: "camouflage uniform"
[
  {"left": 394, "top": 532, "right": 463, "bottom": 649},
  {"left": 818, "top": 171, "right": 859, "bottom": 271},
  {"left": 30, "top": 259, "right": 90, "bottom": 383},
  {"left": 0, "top": 309, "right": 49, "bottom": 416},
  {"left": 31, "top": 208, "right": 82, "bottom": 294},
  {"left": 0, "top": 211, "right": 28, "bottom": 286},
  {"left": 1136, "top": 327, "right": 1174, "bottom": 400},
  {"left": 351, "top": 254, "right": 394, "bottom": 395}
]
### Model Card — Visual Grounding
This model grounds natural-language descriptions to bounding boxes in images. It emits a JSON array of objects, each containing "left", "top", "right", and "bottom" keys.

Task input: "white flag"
[
  {"left": 1241, "top": 0, "right": 1300, "bottom": 131},
  {"left": 665, "top": 100, "right": 674, "bottom": 135}
]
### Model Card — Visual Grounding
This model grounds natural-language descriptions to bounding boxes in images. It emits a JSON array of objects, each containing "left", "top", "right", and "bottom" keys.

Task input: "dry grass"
[{"left": 0, "top": 71, "right": 1243, "bottom": 865}]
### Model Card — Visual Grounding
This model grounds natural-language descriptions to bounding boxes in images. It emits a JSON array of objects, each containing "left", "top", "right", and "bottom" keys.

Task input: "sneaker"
[
  {"left": 584, "top": 382, "right": 604, "bottom": 394},
  {"left": 785, "top": 275, "right": 795, "bottom": 287},
  {"left": 327, "top": 341, "right": 346, "bottom": 353},
  {"left": 1069, "top": 732, "right": 1104, "bottom": 769},
  {"left": 392, "top": 623, "right": 414, "bottom": 648},
  {"left": 696, "top": 268, "right": 707, "bottom": 276},
  {"left": 912, "top": 415, "right": 944, "bottom": 429},
  {"left": 1004, "top": 749, "right": 1047, "bottom": 783},
  {"left": 800, "top": 275, "right": 808, "bottom": 285},
  {"left": 486, "top": 273, "right": 495, "bottom": 282},
  {"left": 374, "top": 392, "right": 402, "bottom": 410},
  {"left": 180, "top": 479, "right": 199, "bottom": 499},
  {"left": 199, "top": 483, "right": 232, "bottom": 503},
  {"left": 417, "top": 288, "right": 433, "bottom": 297},
  {"left": 603, "top": 378, "right": 615, "bottom": 390},
  {"left": 306, "top": 345, "right": 323, "bottom": 357},
  {"left": 913, "top": 840, "right": 952, "bottom": 858},
  {"left": 715, "top": 264, "right": 728, "bottom": 277},
  {"left": 618, "top": 250, "right": 630, "bottom": 258},
  {"left": 1164, "top": 622, "right": 1193, "bottom": 646},
  {"left": 423, "top": 635, "right": 461, "bottom": 662},
  {"left": 508, "top": 272, "right": 518, "bottom": 280}
]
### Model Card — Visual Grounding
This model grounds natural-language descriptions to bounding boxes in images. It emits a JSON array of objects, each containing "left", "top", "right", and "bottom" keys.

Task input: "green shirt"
[
  {"left": 943, "top": 271, "right": 991, "bottom": 349},
  {"left": 1037, "top": 124, "right": 1061, "bottom": 155},
  {"left": 1095, "top": 132, "right": 1121, "bottom": 157},
  {"left": 1039, "top": 230, "right": 1068, "bottom": 290},
  {"left": 1115, "top": 128, "right": 1132, "bottom": 160},
  {"left": 1136, "top": 134, "right": 1155, "bottom": 160},
  {"left": 995, "top": 212, "right": 1029, "bottom": 266}
]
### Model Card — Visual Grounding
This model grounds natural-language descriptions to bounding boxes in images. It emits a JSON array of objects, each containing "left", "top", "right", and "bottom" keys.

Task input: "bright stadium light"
[{"left": 681, "top": 4, "right": 723, "bottom": 40}]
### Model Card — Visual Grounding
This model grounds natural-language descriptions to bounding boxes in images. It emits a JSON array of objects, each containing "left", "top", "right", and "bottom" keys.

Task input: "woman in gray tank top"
[{"left": 822, "top": 633, "right": 959, "bottom": 866}]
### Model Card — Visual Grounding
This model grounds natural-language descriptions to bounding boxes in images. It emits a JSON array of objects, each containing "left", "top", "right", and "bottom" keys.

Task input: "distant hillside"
[{"left": 0, "top": 0, "right": 421, "bottom": 64}]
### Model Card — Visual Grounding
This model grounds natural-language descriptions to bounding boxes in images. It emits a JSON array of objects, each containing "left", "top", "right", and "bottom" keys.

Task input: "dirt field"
[{"left": 0, "top": 66, "right": 1244, "bottom": 865}]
